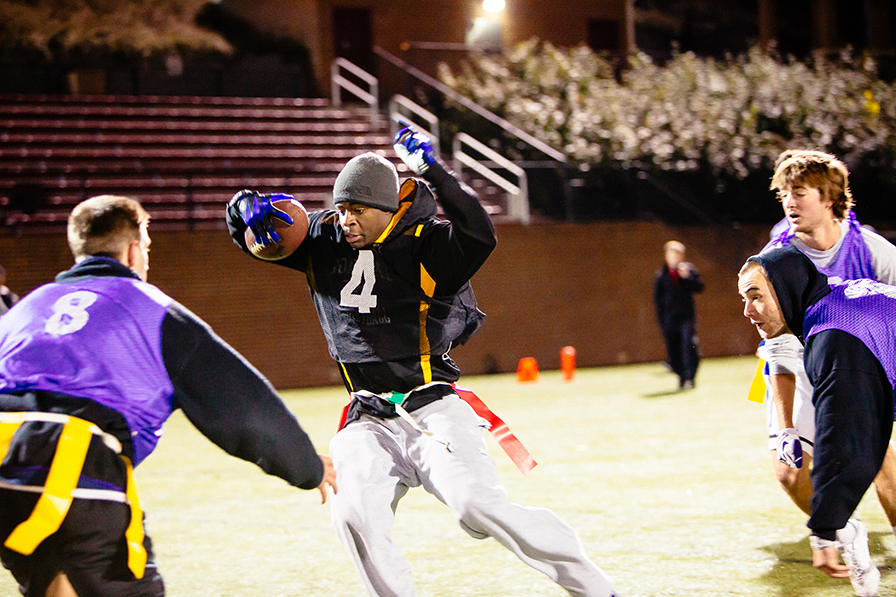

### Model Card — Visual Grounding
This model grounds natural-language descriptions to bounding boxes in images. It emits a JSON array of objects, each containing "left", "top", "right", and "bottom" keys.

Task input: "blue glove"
[
  {"left": 776, "top": 427, "right": 803, "bottom": 469},
  {"left": 231, "top": 190, "right": 294, "bottom": 247},
  {"left": 393, "top": 124, "right": 435, "bottom": 175}
]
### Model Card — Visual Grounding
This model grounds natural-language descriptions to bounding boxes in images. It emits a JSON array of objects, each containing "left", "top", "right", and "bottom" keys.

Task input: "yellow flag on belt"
[{"left": 748, "top": 358, "right": 766, "bottom": 403}]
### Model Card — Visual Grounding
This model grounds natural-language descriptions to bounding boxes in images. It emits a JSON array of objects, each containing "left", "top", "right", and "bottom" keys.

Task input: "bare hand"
[
  {"left": 677, "top": 263, "right": 691, "bottom": 278},
  {"left": 317, "top": 455, "right": 337, "bottom": 504},
  {"left": 813, "top": 545, "right": 850, "bottom": 578}
]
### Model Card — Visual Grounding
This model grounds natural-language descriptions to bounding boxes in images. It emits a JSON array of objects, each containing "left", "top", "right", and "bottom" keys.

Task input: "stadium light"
[{"left": 483, "top": 0, "right": 505, "bottom": 12}]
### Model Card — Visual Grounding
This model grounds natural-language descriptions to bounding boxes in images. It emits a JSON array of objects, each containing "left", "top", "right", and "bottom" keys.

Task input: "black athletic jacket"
[{"left": 227, "top": 159, "right": 497, "bottom": 423}]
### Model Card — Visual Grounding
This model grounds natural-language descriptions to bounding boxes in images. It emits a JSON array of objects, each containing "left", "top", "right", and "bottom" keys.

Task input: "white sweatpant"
[{"left": 329, "top": 394, "right": 616, "bottom": 597}]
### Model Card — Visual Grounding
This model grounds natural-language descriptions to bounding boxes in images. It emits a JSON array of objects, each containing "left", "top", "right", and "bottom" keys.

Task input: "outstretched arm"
[
  {"left": 805, "top": 330, "right": 891, "bottom": 543},
  {"left": 393, "top": 125, "right": 497, "bottom": 289},
  {"left": 761, "top": 334, "right": 805, "bottom": 469},
  {"left": 161, "top": 302, "right": 326, "bottom": 491}
]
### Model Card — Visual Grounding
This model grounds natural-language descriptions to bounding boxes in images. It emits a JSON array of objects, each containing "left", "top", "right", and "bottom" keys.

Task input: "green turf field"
[{"left": 2, "top": 356, "right": 894, "bottom": 596}]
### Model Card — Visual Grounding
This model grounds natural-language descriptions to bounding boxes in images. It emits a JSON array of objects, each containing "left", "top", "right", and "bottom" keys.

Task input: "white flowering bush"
[{"left": 438, "top": 41, "right": 896, "bottom": 179}]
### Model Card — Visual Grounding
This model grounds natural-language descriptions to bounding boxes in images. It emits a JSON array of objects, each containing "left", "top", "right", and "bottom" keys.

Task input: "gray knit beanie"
[{"left": 332, "top": 152, "right": 400, "bottom": 212}]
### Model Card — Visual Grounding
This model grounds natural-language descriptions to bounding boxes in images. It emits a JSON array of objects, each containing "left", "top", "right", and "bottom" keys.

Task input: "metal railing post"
[
  {"left": 453, "top": 133, "right": 530, "bottom": 225},
  {"left": 374, "top": 46, "right": 566, "bottom": 164},
  {"left": 330, "top": 57, "right": 380, "bottom": 127}
]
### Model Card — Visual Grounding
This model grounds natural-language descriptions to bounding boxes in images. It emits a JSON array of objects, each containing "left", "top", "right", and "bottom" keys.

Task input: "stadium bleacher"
[{"left": 0, "top": 94, "right": 418, "bottom": 233}]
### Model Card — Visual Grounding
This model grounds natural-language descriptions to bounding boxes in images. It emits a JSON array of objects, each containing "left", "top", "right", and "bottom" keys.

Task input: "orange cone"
[
  {"left": 561, "top": 346, "right": 576, "bottom": 381},
  {"left": 516, "top": 357, "right": 539, "bottom": 382}
]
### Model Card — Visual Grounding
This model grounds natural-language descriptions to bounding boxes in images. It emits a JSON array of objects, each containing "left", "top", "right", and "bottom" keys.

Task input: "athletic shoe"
[{"left": 836, "top": 519, "right": 880, "bottom": 597}]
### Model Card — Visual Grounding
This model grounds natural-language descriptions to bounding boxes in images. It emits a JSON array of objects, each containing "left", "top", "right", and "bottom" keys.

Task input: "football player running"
[{"left": 225, "top": 127, "right": 617, "bottom": 596}]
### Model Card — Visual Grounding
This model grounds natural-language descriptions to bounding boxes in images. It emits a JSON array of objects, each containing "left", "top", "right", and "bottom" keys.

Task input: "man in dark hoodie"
[
  {"left": 739, "top": 245, "right": 896, "bottom": 589},
  {"left": 225, "top": 128, "right": 616, "bottom": 596}
]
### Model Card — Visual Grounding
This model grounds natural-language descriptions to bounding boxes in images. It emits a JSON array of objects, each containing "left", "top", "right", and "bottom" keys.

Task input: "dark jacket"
[
  {"left": 226, "top": 160, "right": 497, "bottom": 422},
  {"left": 653, "top": 262, "right": 704, "bottom": 329}
]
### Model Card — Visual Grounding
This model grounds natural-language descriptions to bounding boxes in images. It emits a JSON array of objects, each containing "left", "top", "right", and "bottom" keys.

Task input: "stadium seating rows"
[{"left": 0, "top": 94, "right": 438, "bottom": 233}]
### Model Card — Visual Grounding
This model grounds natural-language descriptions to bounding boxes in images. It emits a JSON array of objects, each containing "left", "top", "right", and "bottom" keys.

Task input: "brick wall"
[{"left": 0, "top": 220, "right": 770, "bottom": 389}]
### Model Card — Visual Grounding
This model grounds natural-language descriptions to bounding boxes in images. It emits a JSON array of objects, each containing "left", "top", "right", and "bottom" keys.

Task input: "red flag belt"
[
  {"left": 453, "top": 384, "right": 537, "bottom": 475},
  {"left": 337, "top": 384, "right": 538, "bottom": 475}
]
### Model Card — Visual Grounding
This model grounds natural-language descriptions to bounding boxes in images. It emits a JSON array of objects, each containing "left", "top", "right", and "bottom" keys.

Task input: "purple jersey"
[
  {"left": 805, "top": 279, "right": 896, "bottom": 396},
  {"left": 0, "top": 263, "right": 175, "bottom": 465},
  {"left": 768, "top": 210, "right": 876, "bottom": 282}
]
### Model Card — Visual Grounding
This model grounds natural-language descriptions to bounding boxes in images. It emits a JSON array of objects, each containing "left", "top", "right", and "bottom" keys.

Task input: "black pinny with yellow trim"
[{"left": 281, "top": 177, "right": 487, "bottom": 403}]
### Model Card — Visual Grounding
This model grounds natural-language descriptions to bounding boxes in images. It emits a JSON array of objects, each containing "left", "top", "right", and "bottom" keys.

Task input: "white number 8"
[{"left": 45, "top": 291, "right": 98, "bottom": 335}]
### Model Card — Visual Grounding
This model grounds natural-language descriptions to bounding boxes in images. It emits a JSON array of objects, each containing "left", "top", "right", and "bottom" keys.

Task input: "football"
[{"left": 244, "top": 198, "right": 309, "bottom": 261}]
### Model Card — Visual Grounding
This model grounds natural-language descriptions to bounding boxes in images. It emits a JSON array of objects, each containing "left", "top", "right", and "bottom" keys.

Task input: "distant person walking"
[{"left": 654, "top": 241, "right": 704, "bottom": 389}]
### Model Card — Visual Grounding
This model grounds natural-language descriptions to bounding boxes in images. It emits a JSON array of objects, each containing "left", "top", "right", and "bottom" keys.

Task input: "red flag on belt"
[
  {"left": 453, "top": 384, "right": 538, "bottom": 475},
  {"left": 337, "top": 384, "right": 538, "bottom": 475}
]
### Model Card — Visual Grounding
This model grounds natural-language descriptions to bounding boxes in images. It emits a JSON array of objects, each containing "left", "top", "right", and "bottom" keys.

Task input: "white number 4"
[{"left": 340, "top": 251, "right": 377, "bottom": 313}]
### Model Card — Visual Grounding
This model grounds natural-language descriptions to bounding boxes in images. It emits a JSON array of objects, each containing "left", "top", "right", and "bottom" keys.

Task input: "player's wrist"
[{"left": 419, "top": 157, "right": 449, "bottom": 184}]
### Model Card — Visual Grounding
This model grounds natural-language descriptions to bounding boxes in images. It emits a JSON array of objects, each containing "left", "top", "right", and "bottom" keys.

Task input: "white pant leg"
[
  {"left": 330, "top": 418, "right": 417, "bottom": 597},
  {"left": 410, "top": 396, "right": 616, "bottom": 597}
]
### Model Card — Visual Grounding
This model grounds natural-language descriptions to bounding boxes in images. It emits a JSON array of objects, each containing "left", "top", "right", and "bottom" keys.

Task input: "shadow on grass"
[
  {"left": 641, "top": 388, "right": 687, "bottom": 398},
  {"left": 757, "top": 532, "right": 893, "bottom": 596}
]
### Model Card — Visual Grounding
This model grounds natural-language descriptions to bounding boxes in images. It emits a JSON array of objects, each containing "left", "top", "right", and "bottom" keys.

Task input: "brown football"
[{"left": 244, "top": 199, "right": 309, "bottom": 261}]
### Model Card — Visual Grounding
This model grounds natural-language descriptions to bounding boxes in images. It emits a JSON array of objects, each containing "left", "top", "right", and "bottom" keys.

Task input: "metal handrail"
[
  {"left": 374, "top": 46, "right": 566, "bottom": 164},
  {"left": 330, "top": 57, "right": 379, "bottom": 126},
  {"left": 453, "top": 133, "right": 529, "bottom": 225},
  {"left": 329, "top": 52, "right": 534, "bottom": 224},
  {"left": 388, "top": 95, "right": 440, "bottom": 157}
]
